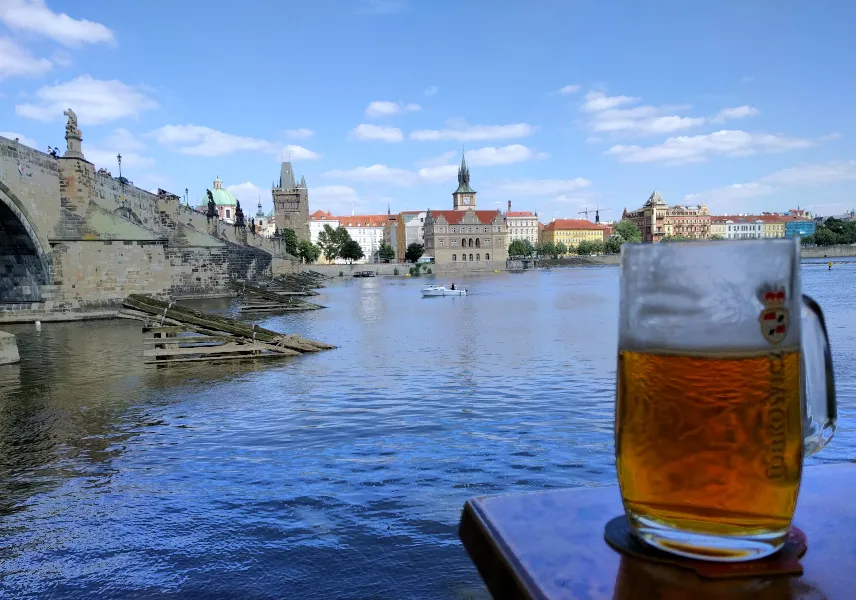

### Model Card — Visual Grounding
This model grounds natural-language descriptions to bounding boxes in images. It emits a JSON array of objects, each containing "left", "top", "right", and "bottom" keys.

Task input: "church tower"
[
  {"left": 272, "top": 161, "right": 310, "bottom": 241},
  {"left": 452, "top": 151, "right": 476, "bottom": 211}
]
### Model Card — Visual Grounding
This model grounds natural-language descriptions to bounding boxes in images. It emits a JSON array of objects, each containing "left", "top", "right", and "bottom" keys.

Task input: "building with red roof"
[
  {"left": 540, "top": 218, "right": 605, "bottom": 247},
  {"left": 423, "top": 152, "right": 509, "bottom": 265},
  {"left": 505, "top": 200, "right": 539, "bottom": 246}
]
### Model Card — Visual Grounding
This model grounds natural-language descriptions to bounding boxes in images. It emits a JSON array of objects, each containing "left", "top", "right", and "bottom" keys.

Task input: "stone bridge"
[{"left": 0, "top": 122, "right": 297, "bottom": 321}]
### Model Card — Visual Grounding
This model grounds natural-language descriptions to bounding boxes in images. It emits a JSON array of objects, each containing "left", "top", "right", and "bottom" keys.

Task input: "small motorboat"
[{"left": 421, "top": 285, "right": 467, "bottom": 297}]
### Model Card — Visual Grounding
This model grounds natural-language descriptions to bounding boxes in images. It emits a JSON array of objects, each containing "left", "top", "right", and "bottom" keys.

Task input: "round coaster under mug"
[{"left": 603, "top": 515, "right": 807, "bottom": 579}]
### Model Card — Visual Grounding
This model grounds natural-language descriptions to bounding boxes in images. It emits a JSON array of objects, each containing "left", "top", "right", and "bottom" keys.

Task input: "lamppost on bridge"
[
  {"left": 185, "top": 188, "right": 189, "bottom": 206},
  {"left": 117, "top": 153, "right": 125, "bottom": 207}
]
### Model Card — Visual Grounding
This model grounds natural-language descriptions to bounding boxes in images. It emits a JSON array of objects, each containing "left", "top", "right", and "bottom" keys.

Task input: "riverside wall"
[{"left": 801, "top": 245, "right": 856, "bottom": 258}]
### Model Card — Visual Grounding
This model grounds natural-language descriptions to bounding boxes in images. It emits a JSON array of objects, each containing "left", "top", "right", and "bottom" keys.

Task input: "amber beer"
[{"left": 616, "top": 348, "right": 803, "bottom": 539}]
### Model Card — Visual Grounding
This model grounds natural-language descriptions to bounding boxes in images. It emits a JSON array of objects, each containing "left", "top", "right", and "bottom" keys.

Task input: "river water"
[{"left": 0, "top": 262, "right": 854, "bottom": 599}]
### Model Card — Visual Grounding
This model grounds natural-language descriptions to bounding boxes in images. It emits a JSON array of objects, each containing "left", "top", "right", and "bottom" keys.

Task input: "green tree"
[
  {"left": 317, "top": 224, "right": 339, "bottom": 261},
  {"left": 280, "top": 228, "right": 299, "bottom": 256},
  {"left": 317, "top": 224, "right": 353, "bottom": 261},
  {"left": 533, "top": 242, "right": 545, "bottom": 257},
  {"left": 577, "top": 240, "right": 594, "bottom": 255},
  {"left": 604, "top": 236, "right": 623, "bottom": 254},
  {"left": 542, "top": 241, "right": 557, "bottom": 259},
  {"left": 813, "top": 227, "right": 840, "bottom": 246},
  {"left": 661, "top": 234, "right": 695, "bottom": 242},
  {"left": 709, "top": 234, "right": 725, "bottom": 241},
  {"left": 297, "top": 239, "right": 321, "bottom": 264},
  {"left": 378, "top": 241, "right": 396, "bottom": 262},
  {"left": 589, "top": 239, "right": 604, "bottom": 254},
  {"left": 555, "top": 241, "right": 568, "bottom": 257},
  {"left": 405, "top": 242, "right": 425, "bottom": 263},
  {"left": 340, "top": 239, "right": 364, "bottom": 263},
  {"left": 508, "top": 239, "right": 531, "bottom": 258},
  {"left": 614, "top": 219, "right": 642, "bottom": 243}
]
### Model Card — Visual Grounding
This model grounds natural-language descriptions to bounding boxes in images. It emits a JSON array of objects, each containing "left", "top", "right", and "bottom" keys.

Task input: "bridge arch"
[
  {"left": 113, "top": 206, "right": 143, "bottom": 226},
  {"left": 0, "top": 180, "right": 51, "bottom": 302}
]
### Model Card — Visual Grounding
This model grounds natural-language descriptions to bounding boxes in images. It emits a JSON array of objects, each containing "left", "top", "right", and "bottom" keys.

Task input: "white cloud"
[
  {"left": 581, "top": 91, "right": 639, "bottom": 113},
  {"left": 284, "top": 128, "right": 314, "bottom": 139},
  {"left": 16, "top": 75, "right": 158, "bottom": 124},
  {"left": 415, "top": 150, "right": 456, "bottom": 168},
  {"left": 349, "top": 123, "right": 404, "bottom": 142},
  {"left": 424, "top": 85, "right": 439, "bottom": 96},
  {"left": 761, "top": 160, "right": 856, "bottom": 186},
  {"left": 410, "top": 120, "right": 536, "bottom": 142},
  {"left": 0, "top": 37, "right": 51, "bottom": 79},
  {"left": 225, "top": 182, "right": 266, "bottom": 206},
  {"left": 86, "top": 146, "right": 154, "bottom": 171},
  {"left": 311, "top": 185, "right": 366, "bottom": 215},
  {"left": 365, "top": 100, "right": 422, "bottom": 118},
  {"left": 104, "top": 127, "right": 146, "bottom": 151},
  {"left": 556, "top": 84, "right": 581, "bottom": 96},
  {"left": 605, "top": 130, "right": 814, "bottom": 165},
  {"left": 83, "top": 130, "right": 152, "bottom": 171},
  {"left": 711, "top": 105, "right": 760, "bottom": 123},
  {"left": 324, "top": 165, "right": 418, "bottom": 186},
  {"left": 50, "top": 49, "right": 73, "bottom": 67},
  {"left": 0, "top": 131, "right": 38, "bottom": 148},
  {"left": 466, "top": 144, "right": 548, "bottom": 166},
  {"left": 485, "top": 178, "right": 593, "bottom": 197},
  {"left": 147, "top": 124, "right": 320, "bottom": 158},
  {"left": 684, "top": 161, "right": 856, "bottom": 208},
  {"left": 417, "top": 164, "right": 459, "bottom": 182},
  {"left": 579, "top": 89, "right": 760, "bottom": 137},
  {"left": 0, "top": 0, "right": 115, "bottom": 46},
  {"left": 326, "top": 144, "right": 547, "bottom": 187}
]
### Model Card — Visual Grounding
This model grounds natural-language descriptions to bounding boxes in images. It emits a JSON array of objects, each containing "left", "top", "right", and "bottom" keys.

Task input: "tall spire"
[{"left": 454, "top": 149, "right": 474, "bottom": 194}]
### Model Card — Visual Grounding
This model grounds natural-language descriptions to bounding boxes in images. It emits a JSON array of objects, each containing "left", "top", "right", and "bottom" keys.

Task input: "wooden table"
[{"left": 459, "top": 463, "right": 856, "bottom": 599}]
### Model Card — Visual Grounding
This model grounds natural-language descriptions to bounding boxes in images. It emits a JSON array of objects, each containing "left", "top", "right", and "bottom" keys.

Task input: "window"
[
  {"left": 468, "top": 238, "right": 474, "bottom": 247},
  {"left": 452, "top": 239, "right": 457, "bottom": 247},
  {"left": 476, "top": 253, "right": 480, "bottom": 261},
  {"left": 226, "top": 209, "right": 231, "bottom": 218},
  {"left": 469, "top": 253, "right": 473, "bottom": 261},
  {"left": 452, "top": 254, "right": 457, "bottom": 261},
  {"left": 461, "top": 238, "right": 466, "bottom": 247},
  {"left": 475, "top": 238, "right": 480, "bottom": 247},
  {"left": 462, "top": 254, "right": 467, "bottom": 261},
  {"left": 485, "top": 253, "right": 490, "bottom": 260},
  {"left": 439, "top": 239, "right": 445, "bottom": 247}
]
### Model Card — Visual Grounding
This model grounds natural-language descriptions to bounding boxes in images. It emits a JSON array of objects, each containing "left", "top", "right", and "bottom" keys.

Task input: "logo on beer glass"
[{"left": 759, "top": 290, "right": 789, "bottom": 345}]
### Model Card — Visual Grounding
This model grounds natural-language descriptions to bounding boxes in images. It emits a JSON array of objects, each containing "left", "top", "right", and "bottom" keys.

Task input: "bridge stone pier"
[{"left": 0, "top": 113, "right": 298, "bottom": 323}]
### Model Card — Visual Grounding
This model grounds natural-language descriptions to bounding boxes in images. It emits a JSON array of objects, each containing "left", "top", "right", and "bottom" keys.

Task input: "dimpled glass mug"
[{"left": 615, "top": 238, "right": 836, "bottom": 562}]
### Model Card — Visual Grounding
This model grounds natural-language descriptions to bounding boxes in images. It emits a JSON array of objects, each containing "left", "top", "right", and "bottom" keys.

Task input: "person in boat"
[{"left": 451, "top": 283, "right": 456, "bottom": 290}]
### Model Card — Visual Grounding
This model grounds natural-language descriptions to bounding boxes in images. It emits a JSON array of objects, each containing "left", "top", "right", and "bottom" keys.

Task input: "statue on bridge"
[
  {"left": 206, "top": 189, "right": 217, "bottom": 218},
  {"left": 62, "top": 108, "right": 84, "bottom": 159}
]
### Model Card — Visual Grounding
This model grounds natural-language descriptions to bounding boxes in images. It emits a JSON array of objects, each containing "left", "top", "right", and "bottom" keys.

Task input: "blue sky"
[{"left": 1, "top": 0, "right": 855, "bottom": 220}]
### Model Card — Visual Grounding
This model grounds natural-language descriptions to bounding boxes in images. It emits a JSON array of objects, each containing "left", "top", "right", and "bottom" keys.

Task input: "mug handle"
[{"left": 801, "top": 294, "right": 837, "bottom": 457}]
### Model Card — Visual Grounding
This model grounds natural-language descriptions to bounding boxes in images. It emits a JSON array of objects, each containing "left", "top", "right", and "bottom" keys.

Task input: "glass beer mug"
[{"left": 616, "top": 238, "right": 836, "bottom": 561}]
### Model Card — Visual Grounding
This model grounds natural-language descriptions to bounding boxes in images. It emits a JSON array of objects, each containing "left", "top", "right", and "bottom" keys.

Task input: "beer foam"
[{"left": 618, "top": 240, "right": 801, "bottom": 352}]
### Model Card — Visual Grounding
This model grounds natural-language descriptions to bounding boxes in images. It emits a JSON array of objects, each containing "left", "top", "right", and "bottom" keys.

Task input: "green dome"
[{"left": 210, "top": 177, "right": 236, "bottom": 206}]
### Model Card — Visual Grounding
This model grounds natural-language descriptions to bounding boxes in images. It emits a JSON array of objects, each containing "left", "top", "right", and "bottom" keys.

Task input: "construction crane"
[{"left": 578, "top": 206, "right": 612, "bottom": 223}]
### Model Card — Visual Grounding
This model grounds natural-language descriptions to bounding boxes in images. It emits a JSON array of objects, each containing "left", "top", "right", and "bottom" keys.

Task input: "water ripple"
[{"left": 0, "top": 266, "right": 853, "bottom": 598}]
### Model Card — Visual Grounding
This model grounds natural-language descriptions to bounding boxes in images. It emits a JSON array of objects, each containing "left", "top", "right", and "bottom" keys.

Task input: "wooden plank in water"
[
  {"left": 144, "top": 343, "right": 264, "bottom": 357},
  {"left": 145, "top": 353, "right": 296, "bottom": 365}
]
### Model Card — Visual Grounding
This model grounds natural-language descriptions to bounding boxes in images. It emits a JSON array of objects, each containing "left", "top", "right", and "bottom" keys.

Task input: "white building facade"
[
  {"left": 725, "top": 218, "right": 764, "bottom": 239},
  {"left": 338, "top": 215, "right": 387, "bottom": 264},
  {"left": 309, "top": 210, "right": 340, "bottom": 245},
  {"left": 506, "top": 208, "right": 539, "bottom": 246}
]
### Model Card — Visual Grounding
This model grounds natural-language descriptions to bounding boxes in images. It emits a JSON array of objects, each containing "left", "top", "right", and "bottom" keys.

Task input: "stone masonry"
[{"left": 0, "top": 115, "right": 299, "bottom": 321}]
